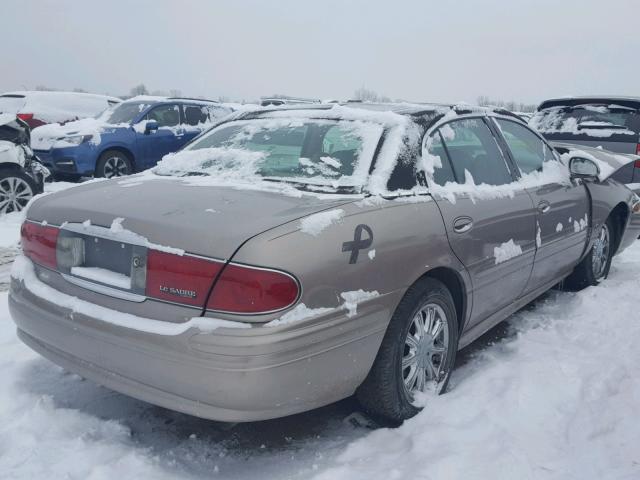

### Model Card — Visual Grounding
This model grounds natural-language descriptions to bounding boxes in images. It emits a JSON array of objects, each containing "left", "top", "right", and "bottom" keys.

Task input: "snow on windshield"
[{"left": 155, "top": 116, "right": 385, "bottom": 190}]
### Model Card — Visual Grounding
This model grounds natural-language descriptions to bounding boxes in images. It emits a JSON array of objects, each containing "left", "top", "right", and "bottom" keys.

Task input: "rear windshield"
[
  {"left": 0, "top": 95, "right": 26, "bottom": 114},
  {"left": 106, "top": 102, "right": 153, "bottom": 124},
  {"left": 154, "top": 118, "right": 384, "bottom": 191},
  {"left": 530, "top": 104, "right": 640, "bottom": 138}
]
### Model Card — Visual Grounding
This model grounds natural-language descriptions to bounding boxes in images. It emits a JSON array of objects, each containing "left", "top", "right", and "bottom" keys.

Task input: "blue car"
[{"left": 31, "top": 97, "right": 233, "bottom": 179}]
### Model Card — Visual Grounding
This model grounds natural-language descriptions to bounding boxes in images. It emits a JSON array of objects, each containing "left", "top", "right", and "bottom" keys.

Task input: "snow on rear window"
[
  {"left": 155, "top": 118, "right": 384, "bottom": 191},
  {"left": 530, "top": 105, "right": 638, "bottom": 137}
]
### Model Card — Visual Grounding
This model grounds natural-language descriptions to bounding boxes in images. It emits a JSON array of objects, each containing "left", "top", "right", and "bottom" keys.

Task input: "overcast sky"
[{"left": 2, "top": 0, "right": 638, "bottom": 105}]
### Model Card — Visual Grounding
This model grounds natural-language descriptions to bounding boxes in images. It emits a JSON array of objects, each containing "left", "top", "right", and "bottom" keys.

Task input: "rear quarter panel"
[
  {"left": 584, "top": 179, "right": 637, "bottom": 254},
  {"left": 225, "top": 196, "right": 471, "bottom": 329}
]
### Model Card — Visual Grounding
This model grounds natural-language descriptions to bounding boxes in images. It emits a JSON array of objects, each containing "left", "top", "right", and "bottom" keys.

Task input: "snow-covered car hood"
[
  {"left": 25, "top": 177, "right": 353, "bottom": 259},
  {"left": 551, "top": 141, "right": 637, "bottom": 181},
  {"left": 30, "top": 118, "right": 125, "bottom": 150}
]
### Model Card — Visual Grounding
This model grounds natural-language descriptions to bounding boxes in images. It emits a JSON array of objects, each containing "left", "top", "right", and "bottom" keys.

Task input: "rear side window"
[
  {"left": 424, "top": 131, "right": 456, "bottom": 186},
  {"left": 440, "top": 118, "right": 513, "bottom": 186},
  {"left": 147, "top": 104, "right": 180, "bottom": 127},
  {"left": 530, "top": 104, "right": 640, "bottom": 137},
  {"left": 183, "top": 105, "right": 209, "bottom": 126},
  {"left": 495, "top": 119, "right": 556, "bottom": 174}
]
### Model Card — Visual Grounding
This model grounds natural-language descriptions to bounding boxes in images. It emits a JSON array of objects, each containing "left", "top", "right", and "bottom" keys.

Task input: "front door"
[
  {"left": 426, "top": 117, "right": 538, "bottom": 328},
  {"left": 135, "top": 103, "right": 183, "bottom": 169},
  {"left": 492, "top": 118, "right": 590, "bottom": 290}
]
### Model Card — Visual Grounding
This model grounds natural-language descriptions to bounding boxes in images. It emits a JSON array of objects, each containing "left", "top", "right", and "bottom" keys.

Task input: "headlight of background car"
[{"left": 58, "top": 134, "right": 93, "bottom": 146}]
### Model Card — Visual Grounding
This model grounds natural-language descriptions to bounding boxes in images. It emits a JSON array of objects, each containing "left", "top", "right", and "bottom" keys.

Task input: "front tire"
[
  {"left": 357, "top": 278, "right": 459, "bottom": 424},
  {"left": 0, "top": 170, "right": 37, "bottom": 214},
  {"left": 564, "top": 218, "right": 615, "bottom": 290},
  {"left": 96, "top": 150, "right": 132, "bottom": 178}
]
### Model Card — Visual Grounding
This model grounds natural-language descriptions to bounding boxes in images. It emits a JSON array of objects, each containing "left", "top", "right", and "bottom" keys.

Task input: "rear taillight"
[
  {"left": 20, "top": 222, "right": 300, "bottom": 314},
  {"left": 635, "top": 144, "right": 640, "bottom": 156},
  {"left": 145, "top": 250, "right": 223, "bottom": 307},
  {"left": 207, "top": 263, "right": 299, "bottom": 314},
  {"left": 635, "top": 159, "right": 640, "bottom": 168},
  {"left": 21, "top": 222, "right": 59, "bottom": 269},
  {"left": 16, "top": 113, "right": 33, "bottom": 122}
]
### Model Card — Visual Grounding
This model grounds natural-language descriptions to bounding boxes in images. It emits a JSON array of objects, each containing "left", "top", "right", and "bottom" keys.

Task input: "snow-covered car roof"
[{"left": 2, "top": 90, "right": 121, "bottom": 104}]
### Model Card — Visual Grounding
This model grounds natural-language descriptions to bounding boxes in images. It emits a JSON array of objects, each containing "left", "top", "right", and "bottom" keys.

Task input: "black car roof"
[{"left": 538, "top": 96, "right": 640, "bottom": 111}]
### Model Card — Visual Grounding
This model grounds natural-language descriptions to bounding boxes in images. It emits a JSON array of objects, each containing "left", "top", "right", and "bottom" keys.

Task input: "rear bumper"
[{"left": 8, "top": 269, "right": 390, "bottom": 422}]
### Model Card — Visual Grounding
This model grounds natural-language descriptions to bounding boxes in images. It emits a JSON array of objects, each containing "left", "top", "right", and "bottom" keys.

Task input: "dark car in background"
[
  {"left": 0, "top": 114, "right": 49, "bottom": 213},
  {"left": 530, "top": 97, "right": 640, "bottom": 192},
  {"left": 31, "top": 97, "right": 233, "bottom": 179}
]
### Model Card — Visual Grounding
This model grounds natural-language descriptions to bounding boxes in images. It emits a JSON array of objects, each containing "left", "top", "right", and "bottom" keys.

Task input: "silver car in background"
[{"left": 9, "top": 103, "right": 640, "bottom": 424}]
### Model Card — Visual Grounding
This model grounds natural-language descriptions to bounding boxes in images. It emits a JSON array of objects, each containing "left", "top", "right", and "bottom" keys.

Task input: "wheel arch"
[
  {"left": 0, "top": 162, "right": 23, "bottom": 172},
  {"left": 609, "top": 202, "right": 630, "bottom": 255},
  {"left": 415, "top": 266, "right": 468, "bottom": 335}
]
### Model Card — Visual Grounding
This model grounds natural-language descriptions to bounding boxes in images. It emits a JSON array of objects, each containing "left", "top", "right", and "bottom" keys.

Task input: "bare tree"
[
  {"left": 353, "top": 86, "right": 391, "bottom": 103},
  {"left": 130, "top": 84, "right": 149, "bottom": 96}
]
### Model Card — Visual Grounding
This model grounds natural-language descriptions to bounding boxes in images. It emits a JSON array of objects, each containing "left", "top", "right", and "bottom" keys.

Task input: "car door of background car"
[
  {"left": 181, "top": 104, "right": 211, "bottom": 144},
  {"left": 426, "top": 117, "right": 538, "bottom": 329},
  {"left": 136, "top": 103, "right": 182, "bottom": 169},
  {"left": 491, "top": 118, "right": 590, "bottom": 291}
]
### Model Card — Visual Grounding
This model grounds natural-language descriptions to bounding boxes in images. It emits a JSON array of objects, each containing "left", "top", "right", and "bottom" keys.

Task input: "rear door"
[
  {"left": 181, "top": 104, "right": 210, "bottom": 144},
  {"left": 492, "top": 118, "right": 590, "bottom": 290},
  {"left": 427, "top": 117, "right": 537, "bottom": 328},
  {"left": 136, "top": 103, "right": 182, "bottom": 169}
]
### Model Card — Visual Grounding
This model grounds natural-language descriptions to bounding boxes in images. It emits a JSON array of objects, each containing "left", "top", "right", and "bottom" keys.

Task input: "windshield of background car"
[
  {"left": 530, "top": 104, "right": 640, "bottom": 136},
  {"left": 155, "top": 118, "right": 384, "bottom": 188},
  {"left": 106, "top": 102, "right": 153, "bottom": 124}
]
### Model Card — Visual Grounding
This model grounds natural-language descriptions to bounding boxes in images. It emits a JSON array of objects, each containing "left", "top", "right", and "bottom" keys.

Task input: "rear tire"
[
  {"left": 564, "top": 217, "right": 615, "bottom": 290},
  {"left": 356, "top": 278, "right": 458, "bottom": 425},
  {"left": 0, "top": 170, "right": 37, "bottom": 214},
  {"left": 96, "top": 150, "right": 132, "bottom": 178}
]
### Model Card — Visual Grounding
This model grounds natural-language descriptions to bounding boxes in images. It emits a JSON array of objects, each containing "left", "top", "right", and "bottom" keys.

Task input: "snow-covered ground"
[{"left": 1, "top": 182, "right": 639, "bottom": 479}]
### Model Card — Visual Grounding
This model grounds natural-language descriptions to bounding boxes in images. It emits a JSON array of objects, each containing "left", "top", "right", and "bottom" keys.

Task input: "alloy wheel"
[
  {"left": 0, "top": 176, "right": 34, "bottom": 214},
  {"left": 591, "top": 223, "right": 610, "bottom": 280},
  {"left": 103, "top": 156, "right": 129, "bottom": 178},
  {"left": 402, "top": 302, "right": 450, "bottom": 397}
]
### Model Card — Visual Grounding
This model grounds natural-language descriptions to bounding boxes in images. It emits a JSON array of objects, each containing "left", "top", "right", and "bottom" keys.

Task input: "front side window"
[
  {"left": 147, "top": 104, "right": 180, "bottom": 127},
  {"left": 154, "top": 118, "right": 383, "bottom": 191},
  {"left": 439, "top": 118, "right": 512, "bottom": 186},
  {"left": 106, "top": 102, "right": 153, "bottom": 124},
  {"left": 495, "top": 118, "right": 556, "bottom": 175}
]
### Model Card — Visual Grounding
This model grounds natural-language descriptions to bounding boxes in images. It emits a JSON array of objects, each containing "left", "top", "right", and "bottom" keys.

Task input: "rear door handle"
[
  {"left": 538, "top": 201, "right": 551, "bottom": 214},
  {"left": 453, "top": 216, "right": 473, "bottom": 233}
]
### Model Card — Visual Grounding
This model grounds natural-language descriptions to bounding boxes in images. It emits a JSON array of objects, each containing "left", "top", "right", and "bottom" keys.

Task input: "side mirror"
[
  {"left": 569, "top": 156, "right": 599, "bottom": 181},
  {"left": 143, "top": 120, "right": 159, "bottom": 135}
]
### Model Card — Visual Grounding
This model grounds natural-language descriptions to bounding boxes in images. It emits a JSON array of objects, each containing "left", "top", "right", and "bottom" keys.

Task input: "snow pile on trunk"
[
  {"left": 299, "top": 209, "right": 345, "bottom": 236},
  {"left": 312, "top": 243, "right": 640, "bottom": 480}
]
